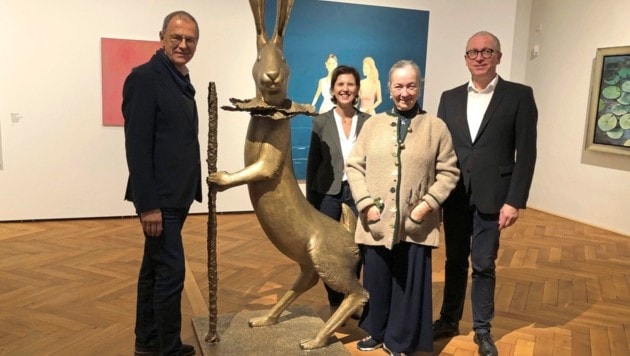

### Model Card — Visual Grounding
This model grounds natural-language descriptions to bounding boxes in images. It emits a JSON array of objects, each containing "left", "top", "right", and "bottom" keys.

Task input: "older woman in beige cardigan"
[{"left": 347, "top": 60, "right": 459, "bottom": 355}]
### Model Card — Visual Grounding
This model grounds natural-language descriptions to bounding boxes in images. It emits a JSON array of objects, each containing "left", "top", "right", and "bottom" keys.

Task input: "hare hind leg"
[
  {"left": 300, "top": 283, "right": 368, "bottom": 350},
  {"left": 248, "top": 265, "right": 319, "bottom": 327},
  {"left": 300, "top": 251, "right": 367, "bottom": 350}
]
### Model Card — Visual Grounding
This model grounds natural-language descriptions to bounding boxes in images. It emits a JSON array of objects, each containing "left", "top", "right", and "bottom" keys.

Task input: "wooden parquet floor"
[{"left": 0, "top": 208, "right": 628, "bottom": 355}]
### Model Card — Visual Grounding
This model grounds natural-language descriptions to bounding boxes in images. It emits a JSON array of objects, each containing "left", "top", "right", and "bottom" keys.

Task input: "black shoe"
[
  {"left": 134, "top": 342, "right": 158, "bottom": 356},
  {"left": 134, "top": 343, "right": 196, "bottom": 356},
  {"left": 383, "top": 343, "right": 408, "bottom": 356},
  {"left": 432, "top": 319, "right": 459, "bottom": 340},
  {"left": 474, "top": 332, "right": 498, "bottom": 356},
  {"left": 356, "top": 336, "right": 383, "bottom": 351},
  {"left": 181, "top": 344, "right": 196, "bottom": 356}
]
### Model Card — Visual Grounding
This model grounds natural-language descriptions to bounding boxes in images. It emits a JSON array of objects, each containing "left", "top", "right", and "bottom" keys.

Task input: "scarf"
[{"left": 156, "top": 49, "right": 196, "bottom": 100}]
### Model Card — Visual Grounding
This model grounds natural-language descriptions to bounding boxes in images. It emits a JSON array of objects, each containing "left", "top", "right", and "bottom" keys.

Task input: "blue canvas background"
[{"left": 264, "top": 0, "right": 429, "bottom": 179}]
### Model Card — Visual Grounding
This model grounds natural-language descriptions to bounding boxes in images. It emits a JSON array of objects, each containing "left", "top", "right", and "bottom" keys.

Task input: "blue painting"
[{"left": 265, "top": 0, "right": 429, "bottom": 180}]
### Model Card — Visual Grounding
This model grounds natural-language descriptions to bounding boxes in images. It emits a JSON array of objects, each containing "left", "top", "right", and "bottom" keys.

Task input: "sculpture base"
[{"left": 192, "top": 305, "right": 349, "bottom": 355}]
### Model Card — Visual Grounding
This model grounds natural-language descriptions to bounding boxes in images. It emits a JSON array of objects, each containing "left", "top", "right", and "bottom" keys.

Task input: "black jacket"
[
  {"left": 438, "top": 77, "right": 537, "bottom": 214},
  {"left": 123, "top": 50, "right": 202, "bottom": 213}
]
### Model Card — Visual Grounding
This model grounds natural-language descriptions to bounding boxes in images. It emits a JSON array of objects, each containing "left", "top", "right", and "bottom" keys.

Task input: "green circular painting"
[{"left": 593, "top": 55, "right": 630, "bottom": 148}]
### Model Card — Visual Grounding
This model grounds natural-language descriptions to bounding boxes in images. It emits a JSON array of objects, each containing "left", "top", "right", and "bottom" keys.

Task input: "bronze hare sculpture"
[{"left": 209, "top": 0, "right": 368, "bottom": 350}]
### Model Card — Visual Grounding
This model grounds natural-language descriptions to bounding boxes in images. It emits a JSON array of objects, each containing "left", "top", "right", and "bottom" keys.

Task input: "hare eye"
[{"left": 257, "top": 55, "right": 262, "bottom": 61}]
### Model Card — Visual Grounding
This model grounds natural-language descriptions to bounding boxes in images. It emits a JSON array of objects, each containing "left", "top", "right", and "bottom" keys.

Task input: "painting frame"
[{"left": 585, "top": 46, "right": 630, "bottom": 156}]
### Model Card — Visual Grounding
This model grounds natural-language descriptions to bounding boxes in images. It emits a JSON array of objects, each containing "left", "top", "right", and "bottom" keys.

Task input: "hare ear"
[
  {"left": 249, "top": 0, "right": 268, "bottom": 48},
  {"left": 271, "top": 0, "right": 294, "bottom": 46}
]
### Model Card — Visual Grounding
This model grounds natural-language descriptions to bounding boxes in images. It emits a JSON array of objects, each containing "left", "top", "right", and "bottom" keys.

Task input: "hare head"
[{"left": 249, "top": 0, "right": 294, "bottom": 107}]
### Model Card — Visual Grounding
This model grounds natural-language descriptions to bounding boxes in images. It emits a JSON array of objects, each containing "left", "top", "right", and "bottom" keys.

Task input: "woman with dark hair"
[{"left": 306, "top": 65, "right": 370, "bottom": 313}]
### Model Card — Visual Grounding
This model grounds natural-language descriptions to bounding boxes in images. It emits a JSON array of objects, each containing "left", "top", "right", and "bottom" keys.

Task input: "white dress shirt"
[
  {"left": 467, "top": 75, "right": 498, "bottom": 141},
  {"left": 333, "top": 110, "right": 358, "bottom": 181}
]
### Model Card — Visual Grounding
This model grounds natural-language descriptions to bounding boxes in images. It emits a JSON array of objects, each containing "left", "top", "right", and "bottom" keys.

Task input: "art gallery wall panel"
[
  {"left": 525, "top": 0, "right": 630, "bottom": 235},
  {"left": 0, "top": 0, "right": 525, "bottom": 220},
  {"left": 0, "top": 0, "right": 253, "bottom": 220}
]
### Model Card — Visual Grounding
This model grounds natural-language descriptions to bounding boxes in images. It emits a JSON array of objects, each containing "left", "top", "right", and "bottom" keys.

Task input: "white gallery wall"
[
  {"left": 525, "top": 0, "right": 630, "bottom": 235},
  {"left": 4, "top": 1, "right": 626, "bottom": 236},
  {"left": 0, "top": 0, "right": 257, "bottom": 220}
]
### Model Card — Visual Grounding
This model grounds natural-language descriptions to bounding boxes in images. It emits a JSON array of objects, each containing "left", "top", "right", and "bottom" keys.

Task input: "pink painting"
[{"left": 101, "top": 38, "right": 161, "bottom": 126}]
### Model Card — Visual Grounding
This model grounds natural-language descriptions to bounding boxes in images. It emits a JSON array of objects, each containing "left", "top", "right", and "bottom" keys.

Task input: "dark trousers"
[
  {"left": 441, "top": 199, "right": 500, "bottom": 332},
  {"left": 359, "top": 243, "right": 433, "bottom": 353},
  {"left": 311, "top": 181, "right": 360, "bottom": 307},
  {"left": 135, "top": 207, "right": 189, "bottom": 355}
]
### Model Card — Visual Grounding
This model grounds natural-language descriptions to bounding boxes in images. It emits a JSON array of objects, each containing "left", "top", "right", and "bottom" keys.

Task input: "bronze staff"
[{"left": 205, "top": 82, "right": 220, "bottom": 344}]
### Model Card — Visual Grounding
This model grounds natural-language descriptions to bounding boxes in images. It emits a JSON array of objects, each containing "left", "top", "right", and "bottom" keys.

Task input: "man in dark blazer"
[
  {"left": 305, "top": 65, "right": 370, "bottom": 311},
  {"left": 123, "top": 10, "right": 201, "bottom": 356},
  {"left": 433, "top": 31, "right": 537, "bottom": 356}
]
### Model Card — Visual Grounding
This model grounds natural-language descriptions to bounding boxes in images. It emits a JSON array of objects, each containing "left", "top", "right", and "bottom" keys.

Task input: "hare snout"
[
  {"left": 264, "top": 70, "right": 281, "bottom": 81},
  {"left": 260, "top": 70, "right": 285, "bottom": 90}
]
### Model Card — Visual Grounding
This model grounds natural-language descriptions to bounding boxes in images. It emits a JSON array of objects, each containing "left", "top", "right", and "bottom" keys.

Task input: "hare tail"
[{"left": 340, "top": 203, "right": 357, "bottom": 234}]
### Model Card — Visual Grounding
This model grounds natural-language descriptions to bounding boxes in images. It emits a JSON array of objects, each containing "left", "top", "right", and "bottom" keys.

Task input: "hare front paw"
[
  {"left": 299, "top": 336, "right": 328, "bottom": 350},
  {"left": 208, "top": 171, "right": 233, "bottom": 191},
  {"left": 248, "top": 315, "right": 278, "bottom": 327}
]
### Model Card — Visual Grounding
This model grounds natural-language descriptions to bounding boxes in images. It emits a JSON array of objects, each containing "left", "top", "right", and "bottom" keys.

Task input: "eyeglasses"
[
  {"left": 465, "top": 48, "right": 496, "bottom": 60},
  {"left": 168, "top": 35, "right": 198, "bottom": 47}
]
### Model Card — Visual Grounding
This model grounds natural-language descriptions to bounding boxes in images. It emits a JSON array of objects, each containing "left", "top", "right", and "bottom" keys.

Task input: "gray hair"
[
  {"left": 388, "top": 59, "right": 423, "bottom": 85},
  {"left": 162, "top": 10, "right": 199, "bottom": 38},
  {"left": 467, "top": 31, "right": 501, "bottom": 52}
]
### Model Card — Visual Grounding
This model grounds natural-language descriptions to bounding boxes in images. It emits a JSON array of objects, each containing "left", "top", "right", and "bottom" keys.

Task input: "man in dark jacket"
[
  {"left": 433, "top": 31, "right": 538, "bottom": 356},
  {"left": 123, "top": 10, "right": 201, "bottom": 356}
]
